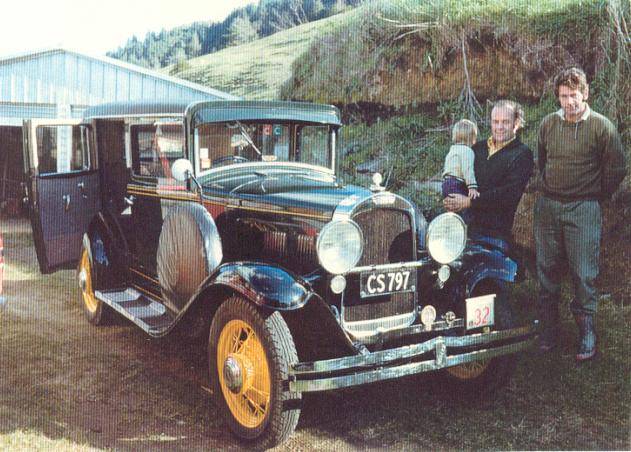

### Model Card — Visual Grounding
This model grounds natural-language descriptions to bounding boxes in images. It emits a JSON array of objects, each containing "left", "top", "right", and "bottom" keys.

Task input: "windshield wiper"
[
  {"left": 284, "top": 171, "right": 336, "bottom": 182},
  {"left": 235, "top": 121, "right": 262, "bottom": 156}
]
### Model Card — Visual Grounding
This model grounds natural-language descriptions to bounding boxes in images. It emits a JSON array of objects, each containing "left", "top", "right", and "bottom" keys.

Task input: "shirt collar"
[
  {"left": 555, "top": 104, "right": 591, "bottom": 122},
  {"left": 487, "top": 136, "right": 515, "bottom": 157}
]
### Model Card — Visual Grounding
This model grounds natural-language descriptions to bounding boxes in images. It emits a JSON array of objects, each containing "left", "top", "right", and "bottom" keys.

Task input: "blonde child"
[{"left": 442, "top": 119, "right": 479, "bottom": 221}]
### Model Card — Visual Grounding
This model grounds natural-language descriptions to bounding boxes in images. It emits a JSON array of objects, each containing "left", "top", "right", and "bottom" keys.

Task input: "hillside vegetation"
[
  {"left": 166, "top": 12, "right": 356, "bottom": 99},
  {"left": 108, "top": 0, "right": 363, "bottom": 69},
  {"left": 284, "top": 0, "right": 628, "bottom": 124}
]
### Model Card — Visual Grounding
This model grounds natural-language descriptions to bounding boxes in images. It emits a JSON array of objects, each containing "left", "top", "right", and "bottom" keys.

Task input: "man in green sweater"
[{"left": 536, "top": 67, "right": 627, "bottom": 362}]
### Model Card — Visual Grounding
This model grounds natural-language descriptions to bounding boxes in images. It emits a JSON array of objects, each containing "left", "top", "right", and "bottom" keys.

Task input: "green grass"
[
  {"left": 383, "top": 0, "right": 609, "bottom": 34},
  {"left": 165, "top": 11, "right": 358, "bottom": 100},
  {"left": 280, "top": 0, "right": 627, "bottom": 111}
]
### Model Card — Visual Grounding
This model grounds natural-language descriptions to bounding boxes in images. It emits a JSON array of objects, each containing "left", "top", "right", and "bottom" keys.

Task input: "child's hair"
[{"left": 452, "top": 119, "right": 478, "bottom": 146}]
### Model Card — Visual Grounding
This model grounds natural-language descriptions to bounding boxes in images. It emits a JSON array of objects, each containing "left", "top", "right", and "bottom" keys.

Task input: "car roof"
[
  {"left": 82, "top": 100, "right": 342, "bottom": 126},
  {"left": 83, "top": 100, "right": 191, "bottom": 118},
  {"left": 189, "top": 101, "right": 342, "bottom": 126}
]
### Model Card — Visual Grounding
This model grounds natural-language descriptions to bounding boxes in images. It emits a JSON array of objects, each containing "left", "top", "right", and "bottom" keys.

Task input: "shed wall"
[{"left": 0, "top": 50, "right": 229, "bottom": 125}]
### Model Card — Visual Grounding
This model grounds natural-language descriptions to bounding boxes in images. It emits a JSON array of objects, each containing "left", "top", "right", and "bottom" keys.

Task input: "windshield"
[{"left": 193, "top": 122, "right": 334, "bottom": 173}]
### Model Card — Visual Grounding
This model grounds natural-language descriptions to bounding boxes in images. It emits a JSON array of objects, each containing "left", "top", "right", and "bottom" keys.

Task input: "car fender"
[
  {"left": 195, "top": 262, "right": 312, "bottom": 311},
  {"left": 461, "top": 244, "right": 518, "bottom": 297},
  {"left": 85, "top": 212, "right": 126, "bottom": 290}
]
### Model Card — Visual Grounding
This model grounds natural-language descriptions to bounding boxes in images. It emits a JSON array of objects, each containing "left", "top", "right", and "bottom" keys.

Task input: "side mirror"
[{"left": 171, "top": 159, "right": 194, "bottom": 182}]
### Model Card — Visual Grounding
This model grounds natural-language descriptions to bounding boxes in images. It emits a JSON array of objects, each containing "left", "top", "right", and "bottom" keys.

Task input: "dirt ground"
[{"left": 0, "top": 218, "right": 629, "bottom": 451}]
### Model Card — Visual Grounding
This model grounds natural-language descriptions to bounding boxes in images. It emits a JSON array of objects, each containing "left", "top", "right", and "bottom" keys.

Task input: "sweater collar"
[{"left": 555, "top": 104, "right": 591, "bottom": 122}]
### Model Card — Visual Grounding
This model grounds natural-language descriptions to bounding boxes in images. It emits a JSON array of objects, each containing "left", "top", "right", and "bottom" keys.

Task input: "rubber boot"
[
  {"left": 574, "top": 313, "right": 597, "bottom": 362},
  {"left": 538, "top": 303, "right": 559, "bottom": 352}
]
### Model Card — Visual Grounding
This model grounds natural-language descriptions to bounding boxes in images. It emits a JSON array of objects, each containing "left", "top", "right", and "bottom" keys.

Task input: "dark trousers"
[
  {"left": 442, "top": 176, "right": 472, "bottom": 224},
  {"left": 534, "top": 196, "right": 601, "bottom": 315}
]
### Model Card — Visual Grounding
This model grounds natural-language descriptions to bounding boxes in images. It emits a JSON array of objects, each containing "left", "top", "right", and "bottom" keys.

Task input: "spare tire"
[{"left": 157, "top": 203, "right": 222, "bottom": 310}]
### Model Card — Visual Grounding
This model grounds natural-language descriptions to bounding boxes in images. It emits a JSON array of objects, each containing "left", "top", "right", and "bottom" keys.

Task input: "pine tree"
[
  {"left": 226, "top": 16, "right": 259, "bottom": 46},
  {"left": 187, "top": 33, "right": 202, "bottom": 58}
]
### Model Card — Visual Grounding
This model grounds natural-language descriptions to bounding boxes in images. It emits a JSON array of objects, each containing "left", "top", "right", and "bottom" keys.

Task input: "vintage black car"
[{"left": 23, "top": 100, "right": 536, "bottom": 448}]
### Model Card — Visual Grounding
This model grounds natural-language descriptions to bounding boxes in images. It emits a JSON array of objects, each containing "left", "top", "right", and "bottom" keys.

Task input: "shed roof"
[{"left": 0, "top": 48, "right": 239, "bottom": 101}]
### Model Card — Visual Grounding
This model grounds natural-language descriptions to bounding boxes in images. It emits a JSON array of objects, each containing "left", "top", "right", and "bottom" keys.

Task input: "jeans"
[{"left": 534, "top": 196, "right": 601, "bottom": 315}]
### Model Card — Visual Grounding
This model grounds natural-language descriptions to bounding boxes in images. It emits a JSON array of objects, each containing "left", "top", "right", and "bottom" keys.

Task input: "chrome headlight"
[
  {"left": 316, "top": 220, "right": 363, "bottom": 274},
  {"left": 426, "top": 213, "right": 466, "bottom": 264}
]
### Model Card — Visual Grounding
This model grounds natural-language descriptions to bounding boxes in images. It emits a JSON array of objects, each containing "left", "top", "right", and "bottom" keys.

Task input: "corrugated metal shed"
[{"left": 0, "top": 48, "right": 238, "bottom": 125}]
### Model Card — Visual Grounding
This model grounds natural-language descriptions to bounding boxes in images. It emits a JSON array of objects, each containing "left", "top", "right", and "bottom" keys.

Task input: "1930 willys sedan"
[{"left": 23, "top": 100, "right": 536, "bottom": 448}]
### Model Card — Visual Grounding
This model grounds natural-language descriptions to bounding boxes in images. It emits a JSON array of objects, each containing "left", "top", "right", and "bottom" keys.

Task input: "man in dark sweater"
[
  {"left": 536, "top": 67, "right": 627, "bottom": 362},
  {"left": 444, "top": 100, "right": 534, "bottom": 246}
]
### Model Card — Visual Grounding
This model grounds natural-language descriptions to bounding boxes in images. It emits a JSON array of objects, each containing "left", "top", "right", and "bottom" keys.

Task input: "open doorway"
[{"left": 0, "top": 126, "right": 27, "bottom": 218}]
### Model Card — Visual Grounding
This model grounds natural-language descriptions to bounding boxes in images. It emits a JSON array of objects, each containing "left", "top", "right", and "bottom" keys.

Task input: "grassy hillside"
[
  {"left": 283, "top": 0, "right": 629, "bottom": 118},
  {"left": 166, "top": 11, "right": 357, "bottom": 99}
]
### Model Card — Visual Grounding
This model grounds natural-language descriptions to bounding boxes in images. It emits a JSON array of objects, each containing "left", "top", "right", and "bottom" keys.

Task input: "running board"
[{"left": 95, "top": 288, "right": 175, "bottom": 336}]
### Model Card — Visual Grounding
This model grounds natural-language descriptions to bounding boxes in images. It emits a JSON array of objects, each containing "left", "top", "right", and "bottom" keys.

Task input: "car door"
[
  {"left": 126, "top": 119, "right": 187, "bottom": 277},
  {"left": 23, "top": 119, "right": 101, "bottom": 274}
]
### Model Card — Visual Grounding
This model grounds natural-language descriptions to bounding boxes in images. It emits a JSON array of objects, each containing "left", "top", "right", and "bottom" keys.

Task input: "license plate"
[
  {"left": 360, "top": 269, "right": 416, "bottom": 298},
  {"left": 465, "top": 294, "right": 495, "bottom": 330}
]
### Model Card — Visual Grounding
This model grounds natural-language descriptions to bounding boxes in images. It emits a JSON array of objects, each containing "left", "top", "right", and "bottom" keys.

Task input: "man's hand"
[{"left": 443, "top": 193, "right": 471, "bottom": 212}]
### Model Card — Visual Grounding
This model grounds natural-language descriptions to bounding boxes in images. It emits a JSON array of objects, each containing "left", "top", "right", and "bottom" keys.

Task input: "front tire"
[
  {"left": 442, "top": 281, "right": 517, "bottom": 396},
  {"left": 77, "top": 245, "right": 111, "bottom": 325},
  {"left": 209, "top": 296, "right": 301, "bottom": 448}
]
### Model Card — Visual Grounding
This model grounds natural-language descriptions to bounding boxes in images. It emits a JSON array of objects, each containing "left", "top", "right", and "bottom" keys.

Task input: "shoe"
[
  {"left": 538, "top": 303, "right": 559, "bottom": 352},
  {"left": 574, "top": 313, "right": 597, "bottom": 362}
]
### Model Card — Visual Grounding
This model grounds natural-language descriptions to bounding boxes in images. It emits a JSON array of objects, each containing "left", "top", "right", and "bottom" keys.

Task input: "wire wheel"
[
  {"left": 217, "top": 319, "right": 271, "bottom": 429},
  {"left": 445, "top": 359, "right": 490, "bottom": 380},
  {"left": 209, "top": 295, "right": 301, "bottom": 448},
  {"left": 79, "top": 248, "right": 98, "bottom": 314},
  {"left": 77, "top": 240, "right": 111, "bottom": 325},
  {"left": 441, "top": 281, "right": 517, "bottom": 396}
]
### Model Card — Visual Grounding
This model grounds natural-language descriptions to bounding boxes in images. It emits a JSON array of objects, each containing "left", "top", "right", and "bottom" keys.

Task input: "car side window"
[
  {"left": 36, "top": 125, "right": 90, "bottom": 174},
  {"left": 130, "top": 122, "right": 185, "bottom": 179},
  {"left": 296, "top": 125, "right": 330, "bottom": 167}
]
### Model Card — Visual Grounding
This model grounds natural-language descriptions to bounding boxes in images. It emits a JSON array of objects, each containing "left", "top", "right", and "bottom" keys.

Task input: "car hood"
[{"left": 201, "top": 168, "right": 372, "bottom": 217}]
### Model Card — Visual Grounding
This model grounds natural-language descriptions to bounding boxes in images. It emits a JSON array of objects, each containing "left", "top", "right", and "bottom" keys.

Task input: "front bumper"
[{"left": 288, "top": 323, "right": 536, "bottom": 392}]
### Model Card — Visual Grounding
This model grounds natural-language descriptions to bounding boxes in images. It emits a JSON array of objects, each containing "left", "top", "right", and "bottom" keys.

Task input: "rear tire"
[
  {"left": 442, "top": 281, "right": 517, "bottom": 396},
  {"left": 209, "top": 295, "right": 301, "bottom": 449},
  {"left": 77, "top": 244, "right": 112, "bottom": 326}
]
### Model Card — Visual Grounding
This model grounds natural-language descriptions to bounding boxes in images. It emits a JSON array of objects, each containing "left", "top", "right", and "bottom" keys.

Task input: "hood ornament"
[{"left": 370, "top": 172, "right": 385, "bottom": 192}]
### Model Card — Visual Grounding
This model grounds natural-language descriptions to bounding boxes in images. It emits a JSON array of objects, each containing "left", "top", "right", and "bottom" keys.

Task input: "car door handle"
[
  {"left": 124, "top": 195, "right": 136, "bottom": 206},
  {"left": 62, "top": 194, "right": 71, "bottom": 211},
  {"left": 21, "top": 182, "right": 29, "bottom": 204},
  {"left": 77, "top": 182, "right": 88, "bottom": 199}
]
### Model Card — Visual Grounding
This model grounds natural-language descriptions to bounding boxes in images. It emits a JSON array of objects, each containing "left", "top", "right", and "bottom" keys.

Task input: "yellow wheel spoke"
[
  {"left": 243, "top": 392, "right": 266, "bottom": 418},
  {"left": 230, "top": 330, "right": 241, "bottom": 353},
  {"left": 248, "top": 384, "right": 269, "bottom": 400},
  {"left": 237, "top": 330, "right": 253, "bottom": 354}
]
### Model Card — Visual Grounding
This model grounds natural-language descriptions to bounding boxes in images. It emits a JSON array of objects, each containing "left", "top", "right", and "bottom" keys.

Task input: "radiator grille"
[
  {"left": 354, "top": 208, "right": 414, "bottom": 265},
  {"left": 343, "top": 207, "right": 416, "bottom": 327}
]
